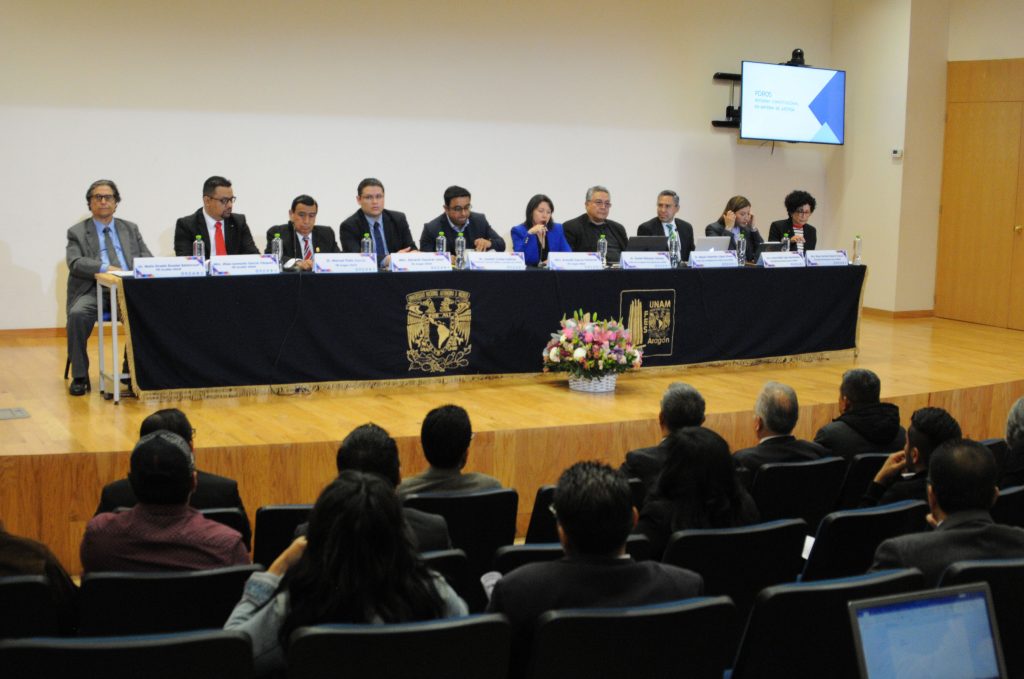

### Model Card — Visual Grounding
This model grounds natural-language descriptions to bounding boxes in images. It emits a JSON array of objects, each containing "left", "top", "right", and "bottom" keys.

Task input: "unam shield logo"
[
  {"left": 620, "top": 289, "right": 676, "bottom": 357},
  {"left": 407, "top": 289, "right": 472, "bottom": 373}
]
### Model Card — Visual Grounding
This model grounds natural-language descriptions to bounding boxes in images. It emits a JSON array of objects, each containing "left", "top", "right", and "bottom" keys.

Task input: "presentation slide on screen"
[{"left": 740, "top": 61, "right": 845, "bottom": 145}]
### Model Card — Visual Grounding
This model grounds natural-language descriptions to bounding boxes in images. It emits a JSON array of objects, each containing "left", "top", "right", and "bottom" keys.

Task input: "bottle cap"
[
  {"left": 363, "top": 232, "right": 370, "bottom": 238},
  {"left": 274, "top": 233, "right": 280, "bottom": 238},
  {"left": 195, "top": 235, "right": 202, "bottom": 240}
]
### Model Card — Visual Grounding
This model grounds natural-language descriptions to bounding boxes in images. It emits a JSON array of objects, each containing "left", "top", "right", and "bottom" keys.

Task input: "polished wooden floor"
[{"left": 2, "top": 314, "right": 1023, "bottom": 573}]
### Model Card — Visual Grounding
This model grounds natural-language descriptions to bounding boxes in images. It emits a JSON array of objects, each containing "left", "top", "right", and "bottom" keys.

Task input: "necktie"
[
  {"left": 103, "top": 227, "right": 125, "bottom": 269},
  {"left": 214, "top": 221, "right": 227, "bottom": 256},
  {"left": 665, "top": 223, "right": 675, "bottom": 237},
  {"left": 372, "top": 222, "right": 388, "bottom": 265},
  {"left": 302, "top": 236, "right": 312, "bottom": 260}
]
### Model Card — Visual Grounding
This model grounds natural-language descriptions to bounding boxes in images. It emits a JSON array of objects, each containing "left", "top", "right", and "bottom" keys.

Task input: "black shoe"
[{"left": 69, "top": 377, "right": 91, "bottom": 396}]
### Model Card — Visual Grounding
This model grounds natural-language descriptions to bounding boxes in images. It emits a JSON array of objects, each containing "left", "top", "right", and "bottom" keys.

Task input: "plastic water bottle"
[
  {"left": 361, "top": 232, "right": 374, "bottom": 255},
  {"left": 852, "top": 235, "right": 863, "bottom": 264},
  {"left": 271, "top": 232, "right": 284, "bottom": 270},
  {"left": 192, "top": 234, "right": 205, "bottom": 260},
  {"left": 796, "top": 237, "right": 805, "bottom": 257},
  {"left": 455, "top": 231, "right": 467, "bottom": 269},
  {"left": 668, "top": 229, "right": 681, "bottom": 268},
  {"left": 435, "top": 231, "right": 447, "bottom": 257},
  {"left": 736, "top": 233, "right": 746, "bottom": 264},
  {"left": 780, "top": 232, "right": 790, "bottom": 254},
  {"left": 598, "top": 234, "right": 608, "bottom": 268}
]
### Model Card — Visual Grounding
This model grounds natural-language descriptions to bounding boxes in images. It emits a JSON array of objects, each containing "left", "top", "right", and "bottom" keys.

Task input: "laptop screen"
[{"left": 849, "top": 583, "right": 1006, "bottom": 679}]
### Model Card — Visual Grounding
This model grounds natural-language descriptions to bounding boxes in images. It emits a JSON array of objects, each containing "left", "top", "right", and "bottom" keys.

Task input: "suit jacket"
[
  {"left": 871, "top": 509, "right": 1024, "bottom": 586},
  {"left": 397, "top": 467, "right": 502, "bottom": 498},
  {"left": 768, "top": 218, "right": 817, "bottom": 251},
  {"left": 264, "top": 224, "right": 340, "bottom": 260},
  {"left": 620, "top": 443, "right": 668, "bottom": 497},
  {"left": 733, "top": 435, "right": 832, "bottom": 481},
  {"left": 510, "top": 222, "right": 572, "bottom": 266},
  {"left": 66, "top": 218, "right": 152, "bottom": 312},
  {"left": 338, "top": 209, "right": 416, "bottom": 254},
  {"left": 95, "top": 470, "right": 251, "bottom": 547},
  {"left": 814, "top": 403, "right": 907, "bottom": 460},
  {"left": 419, "top": 213, "right": 506, "bottom": 253},
  {"left": 859, "top": 471, "right": 928, "bottom": 508},
  {"left": 562, "top": 214, "right": 629, "bottom": 260},
  {"left": 174, "top": 209, "right": 258, "bottom": 258},
  {"left": 704, "top": 221, "right": 764, "bottom": 263},
  {"left": 637, "top": 218, "right": 696, "bottom": 259}
]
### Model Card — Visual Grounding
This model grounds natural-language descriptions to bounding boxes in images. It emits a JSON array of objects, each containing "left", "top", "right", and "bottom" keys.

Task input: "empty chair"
[
  {"left": 404, "top": 488, "right": 518, "bottom": 578},
  {"left": 834, "top": 453, "right": 888, "bottom": 510},
  {"left": 526, "top": 597, "right": 735, "bottom": 679},
  {"left": 991, "top": 484, "right": 1024, "bottom": 529},
  {"left": 200, "top": 508, "right": 251, "bottom": 551},
  {"left": 79, "top": 564, "right": 261, "bottom": 635},
  {"left": 730, "top": 568, "right": 925, "bottom": 679},
  {"left": 421, "top": 549, "right": 487, "bottom": 614},
  {"left": 524, "top": 485, "right": 557, "bottom": 544},
  {"left": 802, "top": 500, "right": 929, "bottom": 581},
  {"left": 0, "top": 629, "right": 253, "bottom": 679},
  {"left": 287, "top": 614, "right": 510, "bottom": 679},
  {"left": 751, "top": 457, "right": 847, "bottom": 534},
  {"left": 0, "top": 576, "right": 60, "bottom": 639},
  {"left": 252, "top": 504, "right": 312, "bottom": 568}
]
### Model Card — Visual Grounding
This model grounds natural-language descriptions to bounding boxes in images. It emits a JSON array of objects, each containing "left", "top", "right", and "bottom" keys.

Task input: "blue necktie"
[{"left": 373, "top": 222, "right": 388, "bottom": 265}]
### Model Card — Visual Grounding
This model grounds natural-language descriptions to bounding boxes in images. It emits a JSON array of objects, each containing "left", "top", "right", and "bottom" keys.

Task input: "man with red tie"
[
  {"left": 264, "top": 194, "right": 340, "bottom": 271},
  {"left": 173, "top": 176, "right": 258, "bottom": 259}
]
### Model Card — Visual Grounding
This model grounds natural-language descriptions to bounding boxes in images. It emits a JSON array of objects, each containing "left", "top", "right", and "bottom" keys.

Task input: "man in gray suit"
[{"left": 65, "top": 179, "right": 152, "bottom": 396}]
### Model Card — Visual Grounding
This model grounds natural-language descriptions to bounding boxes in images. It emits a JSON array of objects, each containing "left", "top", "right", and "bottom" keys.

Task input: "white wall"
[{"left": 948, "top": 0, "right": 1024, "bottom": 60}]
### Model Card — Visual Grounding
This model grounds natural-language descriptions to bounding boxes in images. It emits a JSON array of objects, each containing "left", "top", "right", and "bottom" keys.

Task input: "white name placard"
[
  {"left": 620, "top": 251, "right": 672, "bottom": 270},
  {"left": 757, "top": 252, "right": 806, "bottom": 268},
  {"left": 210, "top": 254, "right": 281, "bottom": 276},
  {"left": 133, "top": 256, "right": 206, "bottom": 279},
  {"left": 467, "top": 251, "right": 527, "bottom": 271},
  {"left": 390, "top": 252, "right": 451, "bottom": 272},
  {"left": 805, "top": 249, "right": 849, "bottom": 267},
  {"left": 688, "top": 251, "right": 740, "bottom": 269},
  {"left": 313, "top": 253, "right": 378, "bottom": 274},
  {"left": 547, "top": 252, "right": 604, "bottom": 271}
]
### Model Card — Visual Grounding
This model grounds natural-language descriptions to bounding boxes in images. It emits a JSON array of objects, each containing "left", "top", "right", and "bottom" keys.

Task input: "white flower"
[
  {"left": 548, "top": 347, "right": 560, "bottom": 362},
  {"left": 573, "top": 347, "right": 587, "bottom": 361}
]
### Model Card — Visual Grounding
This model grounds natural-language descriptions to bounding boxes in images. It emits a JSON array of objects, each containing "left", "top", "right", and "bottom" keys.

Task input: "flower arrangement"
[{"left": 542, "top": 310, "right": 643, "bottom": 380}]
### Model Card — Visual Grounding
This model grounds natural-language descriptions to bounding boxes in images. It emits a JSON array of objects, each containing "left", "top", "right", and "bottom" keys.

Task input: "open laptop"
[
  {"left": 694, "top": 236, "right": 731, "bottom": 252},
  {"left": 625, "top": 236, "right": 669, "bottom": 252},
  {"left": 756, "top": 241, "right": 784, "bottom": 257},
  {"left": 849, "top": 583, "right": 1007, "bottom": 679}
]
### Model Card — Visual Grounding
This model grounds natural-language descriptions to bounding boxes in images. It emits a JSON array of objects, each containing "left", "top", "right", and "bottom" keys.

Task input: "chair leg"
[{"left": 64, "top": 355, "right": 71, "bottom": 380}]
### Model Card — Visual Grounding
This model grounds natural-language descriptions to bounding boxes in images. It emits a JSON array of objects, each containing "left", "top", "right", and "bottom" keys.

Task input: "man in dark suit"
[
  {"left": 264, "top": 194, "right": 340, "bottom": 271},
  {"left": 95, "top": 408, "right": 251, "bottom": 547},
  {"left": 418, "top": 185, "right": 506, "bottom": 254},
  {"left": 815, "top": 369, "right": 907, "bottom": 459},
  {"left": 173, "top": 175, "right": 259, "bottom": 258},
  {"left": 733, "top": 381, "right": 831, "bottom": 480},
  {"left": 338, "top": 177, "right": 417, "bottom": 268},
  {"left": 65, "top": 179, "right": 153, "bottom": 395},
  {"left": 871, "top": 439, "right": 1024, "bottom": 586},
  {"left": 636, "top": 190, "right": 695, "bottom": 261},
  {"left": 562, "top": 185, "right": 629, "bottom": 263}
]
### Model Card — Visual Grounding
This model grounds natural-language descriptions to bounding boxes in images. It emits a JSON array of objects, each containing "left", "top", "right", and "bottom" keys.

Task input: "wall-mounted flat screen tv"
[{"left": 740, "top": 61, "right": 846, "bottom": 145}]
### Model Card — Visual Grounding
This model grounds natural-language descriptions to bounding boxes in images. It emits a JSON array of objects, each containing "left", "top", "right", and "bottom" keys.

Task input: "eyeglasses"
[
  {"left": 793, "top": 208, "right": 812, "bottom": 215},
  {"left": 206, "top": 196, "right": 237, "bottom": 206},
  {"left": 448, "top": 205, "right": 472, "bottom": 214},
  {"left": 589, "top": 200, "right": 612, "bottom": 208},
  {"left": 91, "top": 194, "right": 116, "bottom": 203}
]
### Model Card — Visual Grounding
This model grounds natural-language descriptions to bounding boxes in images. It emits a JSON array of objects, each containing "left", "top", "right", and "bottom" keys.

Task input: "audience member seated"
[
  {"left": 95, "top": 408, "right": 250, "bottom": 545},
  {"left": 225, "top": 471, "right": 467, "bottom": 677},
  {"left": 510, "top": 193, "right": 572, "bottom": 267},
  {"left": 398, "top": 405, "right": 501, "bottom": 497},
  {"left": 487, "top": 461, "right": 703, "bottom": 674},
  {"left": 80, "top": 431, "right": 250, "bottom": 573},
  {"left": 634, "top": 427, "right": 759, "bottom": 557},
  {"left": 870, "top": 439, "right": 1024, "bottom": 586},
  {"left": 0, "top": 521, "right": 78, "bottom": 633},
  {"left": 733, "top": 381, "right": 830, "bottom": 479},
  {"left": 620, "top": 382, "right": 706, "bottom": 495},
  {"left": 1001, "top": 397, "right": 1024, "bottom": 489},
  {"left": 859, "top": 407, "right": 961, "bottom": 508},
  {"left": 814, "top": 369, "right": 906, "bottom": 458}
]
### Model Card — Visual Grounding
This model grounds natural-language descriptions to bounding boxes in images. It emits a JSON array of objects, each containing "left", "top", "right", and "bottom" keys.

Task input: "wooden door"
[{"left": 1011, "top": 116, "right": 1024, "bottom": 330}]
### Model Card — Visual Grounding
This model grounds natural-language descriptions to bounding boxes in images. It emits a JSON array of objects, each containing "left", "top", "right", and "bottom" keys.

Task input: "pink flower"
[{"left": 563, "top": 328, "right": 574, "bottom": 339}]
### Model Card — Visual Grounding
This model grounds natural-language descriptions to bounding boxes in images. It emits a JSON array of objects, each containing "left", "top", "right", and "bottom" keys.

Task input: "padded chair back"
[
  {"left": 625, "top": 533, "right": 654, "bottom": 561},
  {"left": 253, "top": 504, "right": 312, "bottom": 568},
  {"left": 404, "top": 488, "right": 518, "bottom": 578},
  {"left": 628, "top": 477, "right": 647, "bottom": 509},
  {"left": 287, "top": 614, "right": 510, "bottom": 679},
  {"left": 0, "top": 629, "right": 253, "bottom": 679},
  {"left": 982, "top": 437, "right": 1010, "bottom": 473},
  {"left": 494, "top": 543, "right": 563, "bottom": 574},
  {"left": 802, "top": 500, "right": 929, "bottom": 581},
  {"left": 524, "top": 485, "right": 557, "bottom": 543},
  {"left": 0, "top": 576, "right": 59, "bottom": 639},
  {"left": 526, "top": 597, "right": 735, "bottom": 679},
  {"left": 200, "top": 508, "right": 251, "bottom": 551},
  {"left": 834, "top": 453, "right": 888, "bottom": 510},
  {"left": 751, "top": 457, "right": 847, "bottom": 534},
  {"left": 79, "top": 564, "right": 261, "bottom": 636},
  {"left": 420, "top": 549, "right": 487, "bottom": 614},
  {"left": 731, "top": 568, "right": 925, "bottom": 679},
  {"left": 991, "top": 484, "right": 1024, "bottom": 529},
  {"left": 940, "top": 557, "right": 1024, "bottom": 678}
]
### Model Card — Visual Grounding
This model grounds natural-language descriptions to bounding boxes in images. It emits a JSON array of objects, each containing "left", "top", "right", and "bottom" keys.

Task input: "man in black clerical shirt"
[{"left": 562, "top": 185, "right": 629, "bottom": 263}]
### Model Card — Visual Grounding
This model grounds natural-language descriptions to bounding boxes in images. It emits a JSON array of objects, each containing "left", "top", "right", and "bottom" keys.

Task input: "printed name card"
[
  {"left": 210, "top": 254, "right": 281, "bottom": 276},
  {"left": 133, "top": 256, "right": 207, "bottom": 279},
  {"left": 757, "top": 252, "right": 806, "bottom": 268},
  {"left": 620, "top": 251, "right": 672, "bottom": 270},
  {"left": 313, "top": 253, "right": 378, "bottom": 274},
  {"left": 805, "top": 250, "right": 849, "bottom": 267},
  {"left": 389, "top": 252, "right": 452, "bottom": 272},
  {"left": 688, "top": 251, "right": 740, "bottom": 269},
  {"left": 547, "top": 252, "right": 604, "bottom": 271},
  {"left": 467, "top": 251, "right": 527, "bottom": 271}
]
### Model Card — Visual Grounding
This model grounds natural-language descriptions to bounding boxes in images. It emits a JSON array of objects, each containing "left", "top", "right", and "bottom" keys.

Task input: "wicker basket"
[{"left": 568, "top": 373, "right": 618, "bottom": 393}]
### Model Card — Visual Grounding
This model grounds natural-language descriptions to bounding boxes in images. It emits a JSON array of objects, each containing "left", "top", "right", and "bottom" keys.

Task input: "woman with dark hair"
[
  {"left": 634, "top": 427, "right": 759, "bottom": 557},
  {"left": 225, "top": 471, "right": 467, "bottom": 676},
  {"left": 705, "top": 195, "right": 763, "bottom": 263},
  {"left": 511, "top": 194, "right": 572, "bottom": 266},
  {"left": 769, "top": 190, "right": 818, "bottom": 252}
]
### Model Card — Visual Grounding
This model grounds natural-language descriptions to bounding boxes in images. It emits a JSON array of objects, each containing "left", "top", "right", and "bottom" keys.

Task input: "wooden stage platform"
[{"left": 2, "top": 313, "right": 1023, "bottom": 574}]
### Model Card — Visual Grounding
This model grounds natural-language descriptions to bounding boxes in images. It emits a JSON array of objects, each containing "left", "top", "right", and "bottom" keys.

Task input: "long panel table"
[{"left": 119, "top": 266, "right": 866, "bottom": 394}]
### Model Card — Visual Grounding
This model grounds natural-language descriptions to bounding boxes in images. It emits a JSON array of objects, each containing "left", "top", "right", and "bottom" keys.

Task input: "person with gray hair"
[
  {"left": 562, "top": 185, "right": 628, "bottom": 263},
  {"left": 813, "top": 368, "right": 906, "bottom": 458},
  {"left": 636, "top": 190, "right": 696, "bottom": 260},
  {"left": 733, "top": 381, "right": 831, "bottom": 480},
  {"left": 999, "top": 396, "right": 1024, "bottom": 488},
  {"left": 621, "top": 382, "right": 707, "bottom": 495}
]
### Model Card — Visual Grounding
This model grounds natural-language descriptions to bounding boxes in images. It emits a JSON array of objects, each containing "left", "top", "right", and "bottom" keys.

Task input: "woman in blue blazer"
[{"left": 511, "top": 194, "right": 572, "bottom": 266}]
